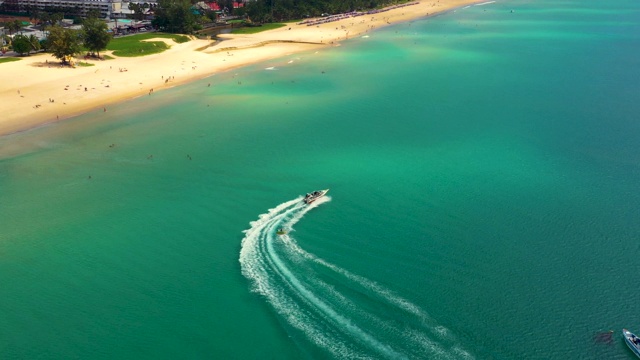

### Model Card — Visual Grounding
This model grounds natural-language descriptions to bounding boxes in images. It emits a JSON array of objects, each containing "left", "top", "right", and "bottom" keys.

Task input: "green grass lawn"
[
  {"left": 0, "top": 57, "right": 21, "bottom": 64},
  {"left": 231, "top": 23, "right": 287, "bottom": 34},
  {"left": 107, "top": 33, "right": 191, "bottom": 57}
]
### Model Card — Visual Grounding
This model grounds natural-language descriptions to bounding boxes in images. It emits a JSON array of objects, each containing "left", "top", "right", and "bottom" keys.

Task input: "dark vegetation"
[
  {"left": 236, "top": 0, "right": 415, "bottom": 24},
  {"left": 151, "top": 0, "right": 413, "bottom": 35}
]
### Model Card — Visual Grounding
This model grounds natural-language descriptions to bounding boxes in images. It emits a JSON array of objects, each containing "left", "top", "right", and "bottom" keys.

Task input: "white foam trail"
[
  {"left": 264, "top": 221, "right": 404, "bottom": 358},
  {"left": 475, "top": 1, "right": 496, "bottom": 5},
  {"left": 265, "top": 66, "right": 276, "bottom": 70},
  {"left": 240, "top": 197, "right": 473, "bottom": 359},
  {"left": 277, "top": 205, "right": 469, "bottom": 358},
  {"left": 240, "top": 198, "right": 362, "bottom": 357},
  {"left": 279, "top": 201, "right": 435, "bottom": 324},
  {"left": 260, "top": 199, "right": 405, "bottom": 357}
]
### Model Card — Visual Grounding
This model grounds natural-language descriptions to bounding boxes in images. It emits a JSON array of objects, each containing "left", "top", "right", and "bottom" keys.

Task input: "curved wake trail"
[{"left": 240, "top": 197, "right": 473, "bottom": 359}]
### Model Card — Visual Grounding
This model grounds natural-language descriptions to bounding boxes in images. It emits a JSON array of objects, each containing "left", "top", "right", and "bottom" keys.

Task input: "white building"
[{"left": 3, "top": 0, "right": 157, "bottom": 19}]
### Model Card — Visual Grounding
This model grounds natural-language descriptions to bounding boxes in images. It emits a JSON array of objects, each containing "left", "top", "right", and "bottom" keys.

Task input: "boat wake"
[{"left": 240, "top": 197, "right": 473, "bottom": 359}]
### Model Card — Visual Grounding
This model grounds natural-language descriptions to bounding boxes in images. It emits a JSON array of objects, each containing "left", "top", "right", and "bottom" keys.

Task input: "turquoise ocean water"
[{"left": 2, "top": 0, "right": 640, "bottom": 358}]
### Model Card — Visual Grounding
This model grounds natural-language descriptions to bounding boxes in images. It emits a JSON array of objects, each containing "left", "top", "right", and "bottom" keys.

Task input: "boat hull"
[
  {"left": 623, "top": 329, "right": 640, "bottom": 358},
  {"left": 303, "top": 189, "right": 329, "bottom": 204}
]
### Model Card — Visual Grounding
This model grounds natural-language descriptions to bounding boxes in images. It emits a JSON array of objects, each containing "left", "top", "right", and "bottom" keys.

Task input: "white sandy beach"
[{"left": 0, "top": 0, "right": 480, "bottom": 136}]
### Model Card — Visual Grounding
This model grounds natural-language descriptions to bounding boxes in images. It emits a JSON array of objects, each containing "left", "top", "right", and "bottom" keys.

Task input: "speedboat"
[
  {"left": 623, "top": 329, "right": 640, "bottom": 358},
  {"left": 276, "top": 228, "right": 287, "bottom": 235},
  {"left": 303, "top": 189, "right": 329, "bottom": 204}
]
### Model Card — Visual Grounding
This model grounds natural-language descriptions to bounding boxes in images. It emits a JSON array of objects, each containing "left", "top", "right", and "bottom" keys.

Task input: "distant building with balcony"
[
  {"left": 1, "top": 0, "right": 246, "bottom": 19},
  {"left": 2, "top": 0, "right": 158, "bottom": 19}
]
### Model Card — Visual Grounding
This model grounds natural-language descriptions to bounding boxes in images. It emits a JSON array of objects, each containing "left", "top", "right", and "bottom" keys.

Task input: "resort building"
[
  {"left": 2, "top": 0, "right": 130, "bottom": 18},
  {"left": 1, "top": 0, "right": 245, "bottom": 19}
]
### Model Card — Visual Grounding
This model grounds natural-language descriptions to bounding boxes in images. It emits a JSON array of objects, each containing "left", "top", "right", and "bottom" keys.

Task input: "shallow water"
[{"left": 1, "top": 1, "right": 640, "bottom": 358}]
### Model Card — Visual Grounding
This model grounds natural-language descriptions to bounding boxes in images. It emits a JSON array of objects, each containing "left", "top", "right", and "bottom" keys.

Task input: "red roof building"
[{"left": 204, "top": 2, "right": 244, "bottom": 11}]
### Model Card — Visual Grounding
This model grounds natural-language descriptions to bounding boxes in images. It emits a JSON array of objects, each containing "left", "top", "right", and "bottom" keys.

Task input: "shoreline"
[{"left": 0, "top": 0, "right": 481, "bottom": 137}]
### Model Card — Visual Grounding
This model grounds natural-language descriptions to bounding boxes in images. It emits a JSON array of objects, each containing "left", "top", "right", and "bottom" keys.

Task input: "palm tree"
[
  {"left": 37, "top": 12, "right": 51, "bottom": 36},
  {"left": 28, "top": 34, "right": 41, "bottom": 52},
  {"left": 50, "top": 13, "right": 64, "bottom": 26},
  {"left": 2, "top": 34, "right": 12, "bottom": 49},
  {"left": 7, "top": 20, "right": 23, "bottom": 35}
]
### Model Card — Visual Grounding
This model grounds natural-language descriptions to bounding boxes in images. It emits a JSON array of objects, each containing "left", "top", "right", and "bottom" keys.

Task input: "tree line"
[
  {"left": 150, "top": 0, "right": 236, "bottom": 34},
  {"left": 3, "top": 0, "right": 413, "bottom": 50},
  {"left": 149, "top": 0, "right": 412, "bottom": 34},
  {"left": 5, "top": 10, "right": 111, "bottom": 63},
  {"left": 236, "top": 0, "right": 414, "bottom": 24}
]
